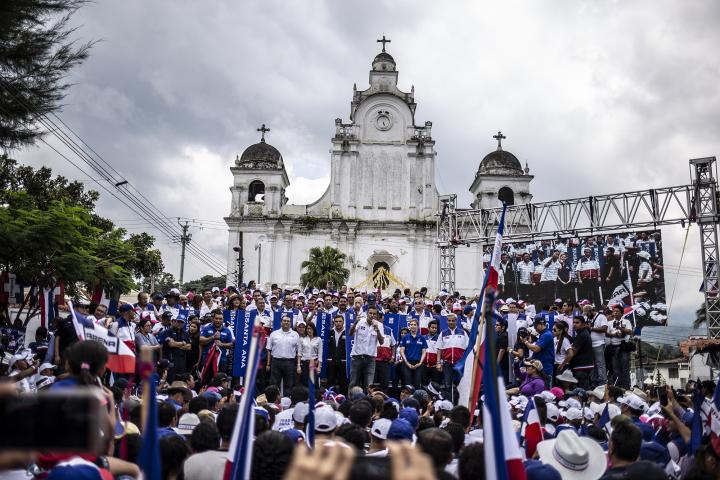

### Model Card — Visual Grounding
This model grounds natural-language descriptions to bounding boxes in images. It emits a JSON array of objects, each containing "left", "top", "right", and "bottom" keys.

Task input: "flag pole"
[
  {"left": 139, "top": 346, "right": 154, "bottom": 432},
  {"left": 467, "top": 297, "right": 486, "bottom": 415}
]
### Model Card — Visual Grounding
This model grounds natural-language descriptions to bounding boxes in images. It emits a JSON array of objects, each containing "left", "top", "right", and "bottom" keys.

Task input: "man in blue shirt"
[
  {"left": 199, "top": 309, "right": 235, "bottom": 374},
  {"left": 399, "top": 318, "right": 427, "bottom": 389},
  {"left": 522, "top": 317, "right": 554, "bottom": 386}
]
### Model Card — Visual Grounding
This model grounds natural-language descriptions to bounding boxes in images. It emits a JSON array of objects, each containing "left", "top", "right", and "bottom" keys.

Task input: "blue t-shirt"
[
  {"left": 200, "top": 324, "right": 234, "bottom": 362},
  {"left": 534, "top": 330, "right": 555, "bottom": 375},
  {"left": 400, "top": 333, "right": 428, "bottom": 363}
]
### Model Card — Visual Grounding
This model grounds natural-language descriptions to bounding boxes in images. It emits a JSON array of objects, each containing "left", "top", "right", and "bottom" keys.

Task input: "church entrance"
[{"left": 372, "top": 261, "right": 390, "bottom": 290}]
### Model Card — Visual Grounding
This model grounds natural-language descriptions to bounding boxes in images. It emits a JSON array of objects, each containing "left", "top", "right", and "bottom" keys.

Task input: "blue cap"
[
  {"left": 463, "top": 305, "right": 475, "bottom": 315},
  {"left": 640, "top": 441, "right": 670, "bottom": 466},
  {"left": 281, "top": 428, "right": 305, "bottom": 444},
  {"left": 524, "top": 460, "right": 562, "bottom": 480},
  {"left": 387, "top": 418, "right": 414, "bottom": 440},
  {"left": 399, "top": 407, "right": 419, "bottom": 429},
  {"left": 367, "top": 293, "right": 376, "bottom": 301}
]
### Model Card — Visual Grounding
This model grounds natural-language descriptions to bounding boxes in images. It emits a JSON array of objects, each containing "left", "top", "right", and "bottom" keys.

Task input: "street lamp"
[
  {"left": 254, "top": 235, "right": 267, "bottom": 286},
  {"left": 233, "top": 244, "right": 243, "bottom": 285}
]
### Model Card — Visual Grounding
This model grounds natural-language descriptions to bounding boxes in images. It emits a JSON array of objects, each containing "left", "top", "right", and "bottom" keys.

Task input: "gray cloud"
[{"left": 14, "top": 0, "right": 719, "bottom": 326}]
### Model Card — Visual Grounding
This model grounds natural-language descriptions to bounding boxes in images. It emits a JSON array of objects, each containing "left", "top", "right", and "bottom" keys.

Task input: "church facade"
[{"left": 225, "top": 43, "right": 533, "bottom": 293}]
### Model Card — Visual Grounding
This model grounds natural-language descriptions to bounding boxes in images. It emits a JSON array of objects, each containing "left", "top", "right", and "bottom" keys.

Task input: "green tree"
[
  {"left": 0, "top": 161, "right": 164, "bottom": 323},
  {"left": 299, "top": 246, "right": 349, "bottom": 289},
  {"left": 182, "top": 274, "right": 227, "bottom": 293},
  {"left": 0, "top": 0, "right": 93, "bottom": 149},
  {"left": 141, "top": 272, "right": 179, "bottom": 294}
]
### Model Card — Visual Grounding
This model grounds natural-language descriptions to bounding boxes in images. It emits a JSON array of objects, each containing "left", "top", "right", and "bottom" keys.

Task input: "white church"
[{"left": 225, "top": 40, "right": 534, "bottom": 293}]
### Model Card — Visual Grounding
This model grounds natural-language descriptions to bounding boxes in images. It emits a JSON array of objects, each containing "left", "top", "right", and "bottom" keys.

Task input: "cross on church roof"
[
  {"left": 493, "top": 131, "right": 506, "bottom": 150},
  {"left": 377, "top": 35, "right": 391, "bottom": 52},
  {"left": 257, "top": 124, "right": 270, "bottom": 142}
]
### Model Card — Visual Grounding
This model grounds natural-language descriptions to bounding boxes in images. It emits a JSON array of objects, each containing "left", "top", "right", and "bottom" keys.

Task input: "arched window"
[
  {"left": 498, "top": 186, "right": 515, "bottom": 206},
  {"left": 248, "top": 180, "right": 265, "bottom": 202}
]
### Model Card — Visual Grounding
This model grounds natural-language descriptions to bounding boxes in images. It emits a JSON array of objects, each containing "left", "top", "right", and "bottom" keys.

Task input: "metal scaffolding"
[{"left": 436, "top": 157, "right": 720, "bottom": 338}]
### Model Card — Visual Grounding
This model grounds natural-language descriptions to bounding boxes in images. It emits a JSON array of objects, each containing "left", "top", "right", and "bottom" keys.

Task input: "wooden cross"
[
  {"left": 257, "top": 124, "right": 270, "bottom": 142},
  {"left": 493, "top": 131, "right": 506, "bottom": 150},
  {"left": 377, "top": 35, "right": 391, "bottom": 52}
]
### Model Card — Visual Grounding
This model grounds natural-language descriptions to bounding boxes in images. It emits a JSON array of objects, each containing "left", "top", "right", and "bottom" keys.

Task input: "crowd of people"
[{"left": 0, "top": 276, "right": 716, "bottom": 480}]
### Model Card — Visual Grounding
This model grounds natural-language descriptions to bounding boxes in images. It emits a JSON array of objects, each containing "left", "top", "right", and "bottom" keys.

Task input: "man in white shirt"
[
  {"left": 539, "top": 250, "right": 561, "bottom": 308},
  {"left": 199, "top": 289, "right": 219, "bottom": 318},
  {"left": 266, "top": 315, "right": 300, "bottom": 396},
  {"left": 516, "top": 252, "right": 535, "bottom": 304},
  {"left": 587, "top": 304, "right": 608, "bottom": 386},
  {"left": 607, "top": 304, "right": 633, "bottom": 389},
  {"left": 349, "top": 305, "right": 384, "bottom": 391}
]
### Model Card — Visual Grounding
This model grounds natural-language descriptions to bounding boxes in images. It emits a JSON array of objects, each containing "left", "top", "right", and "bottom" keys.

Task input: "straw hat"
[{"left": 536, "top": 429, "right": 607, "bottom": 480}]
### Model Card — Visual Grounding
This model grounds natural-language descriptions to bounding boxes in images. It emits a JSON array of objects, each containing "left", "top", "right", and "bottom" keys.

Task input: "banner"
[
  {"left": 223, "top": 309, "right": 239, "bottom": 330},
  {"left": 316, "top": 312, "right": 332, "bottom": 379},
  {"left": 273, "top": 311, "right": 283, "bottom": 331},
  {"left": 232, "top": 309, "right": 256, "bottom": 382},
  {"left": 382, "top": 313, "right": 407, "bottom": 342},
  {"left": 344, "top": 310, "right": 356, "bottom": 378}
]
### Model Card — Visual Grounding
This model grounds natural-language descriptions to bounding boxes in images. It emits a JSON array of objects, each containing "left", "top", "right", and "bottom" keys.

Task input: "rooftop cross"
[
  {"left": 257, "top": 124, "right": 270, "bottom": 142},
  {"left": 377, "top": 35, "right": 391, "bottom": 53},
  {"left": 493, "top": 131, "right": 506, "bottom": 150}
]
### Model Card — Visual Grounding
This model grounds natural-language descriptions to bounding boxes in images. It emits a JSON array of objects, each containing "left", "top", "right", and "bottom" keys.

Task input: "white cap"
[
  {"left": 211, "top": 287, "right": 220, "bottom": 292},
  {"left": 538, "top": 391, "right": 556, "bottom": 404},
  {"left": 546, "top": 403, "right": 560, "bottom": 422},
  {"left": 280, "top": 397, "right": 291, "bottom": 409},
  {"left": 315, "top": 406, "right": 337, "bottom": 432},
  {"left": 370, "top": 418, "right": 392, "bottom": 439},
  {"left": 583, "top": 407, "right": 595, "bottom": 422},
  {"left": 619, "top": 394, "right": 648, "bottom": 413},
  {"left": 38, "top": 362, "right": 57, "bottom": 372},
  {"left": 292, "top": 402, "right": 309, "bottom": 423},
  {"left": 564, "top": 407, "right": 583, "bottom": 421},
  {"left": 174, "top": 413, "right": 200, "bottom": 435},
  {"left": 434, "top": 400, "right": 454, "bottom": 412}
]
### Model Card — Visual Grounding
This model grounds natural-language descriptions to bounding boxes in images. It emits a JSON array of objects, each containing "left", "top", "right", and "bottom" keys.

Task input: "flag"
[
  {"left": 138, "top": 373, "right": 161, "bottom": 480},
  {"left": 307, "top": 373, "right": 316, "bottom": 447},
  {"left": 454, "top": 204, "right": 507, "bottom": 377},
  {"left": 317, "top": 312, "right": 332, "bottom": 379},
  {"left": 713, "top": 374, "right": 720, "bottom": 412},
  {"left": 201, "top": 344, "right": 221, "bottom": 385},
  {"left": 522, "top": 397, "right": 544, "bottom": 459},
  {"left": 690, "top": 385, "right": 704, "bottom": 454},
  {"left": 598, "top": 403, "right": 611, "bottom": 431},
  {"left": 39, "top": 282, "right": 64, "bottom": 328},
  {"left": 92, "top": 285, "right": 119, "bottom": 315},
  {"left": 68, "top": 301, "right": 136, "bottom": 373},
  {"left": 224, "top": 332, "right": 263, "bottom": 480},
  {"left": 482, "top": 289, "right": 526, "bottom": 480},
  {"left": 0, "top": 272, "right": 24, "bottom": 305},
  {"left": 457, "top": 204, "right": 507, "bottom": 412}
]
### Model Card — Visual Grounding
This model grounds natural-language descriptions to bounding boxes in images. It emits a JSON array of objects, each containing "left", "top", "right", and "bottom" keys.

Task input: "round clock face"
[{"left": 376, "top": 114, "right": 392, "bottom": 131}]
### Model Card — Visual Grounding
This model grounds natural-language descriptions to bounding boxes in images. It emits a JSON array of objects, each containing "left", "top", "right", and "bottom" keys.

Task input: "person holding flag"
[{"left": 199, "top": 309, "right": 235, "bottom": 381}]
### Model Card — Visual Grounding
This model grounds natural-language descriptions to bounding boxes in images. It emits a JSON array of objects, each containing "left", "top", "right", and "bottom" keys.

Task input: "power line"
[{"left": 0, "top": 81, "right": 228, "bottom": 275}]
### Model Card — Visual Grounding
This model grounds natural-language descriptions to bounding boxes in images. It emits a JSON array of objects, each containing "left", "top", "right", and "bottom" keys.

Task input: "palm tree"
[
  {"left": 693, "top": 302, "right": 706, "bottom": 330},
  {"left": 300, "top": 246, "right": 350, "bottom": 289}
]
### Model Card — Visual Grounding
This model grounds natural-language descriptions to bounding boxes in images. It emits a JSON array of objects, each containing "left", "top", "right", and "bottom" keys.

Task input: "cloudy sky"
[{"left": 15, "top": 0, "right": 719, "bottom": 331}]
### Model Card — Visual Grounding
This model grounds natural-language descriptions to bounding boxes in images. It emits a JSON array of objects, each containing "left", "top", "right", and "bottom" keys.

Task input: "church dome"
[
  {"left": 237, "top": 140, "right": 284, "bottom": 170},
  {"left": 372, "top": 51, "right": 396, "bottom": 71},
  {"left": 477, "top": 149, "right": 523, "bottom": 176}
]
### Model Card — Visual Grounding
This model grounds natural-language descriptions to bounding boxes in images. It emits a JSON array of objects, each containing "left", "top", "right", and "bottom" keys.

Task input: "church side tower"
[
  {"left": 469, "top": 131, "right": 533, "bottom": 209},
  {"left": 229, "top": 125, "right": 289, "bottom": 218}
]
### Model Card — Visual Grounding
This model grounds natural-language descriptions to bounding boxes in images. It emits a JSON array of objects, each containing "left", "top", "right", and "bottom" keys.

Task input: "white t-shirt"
[
  {"left": 607, "top": 318, "right": 633, "bottom": 346},
  {"left": 590, "top": 313, "right": 608, "bottom": 347},
  {"left": 553, "top": 337, "right": 572, "bottom": 364},
  {"left": 272, "top": 408, "right": 295, "bottom": 431}
]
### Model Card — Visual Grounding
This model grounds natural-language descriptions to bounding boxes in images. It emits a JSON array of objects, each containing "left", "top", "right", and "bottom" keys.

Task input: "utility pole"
[{"left": 177, "top": 219, "right": 192, "bottom": 285}]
